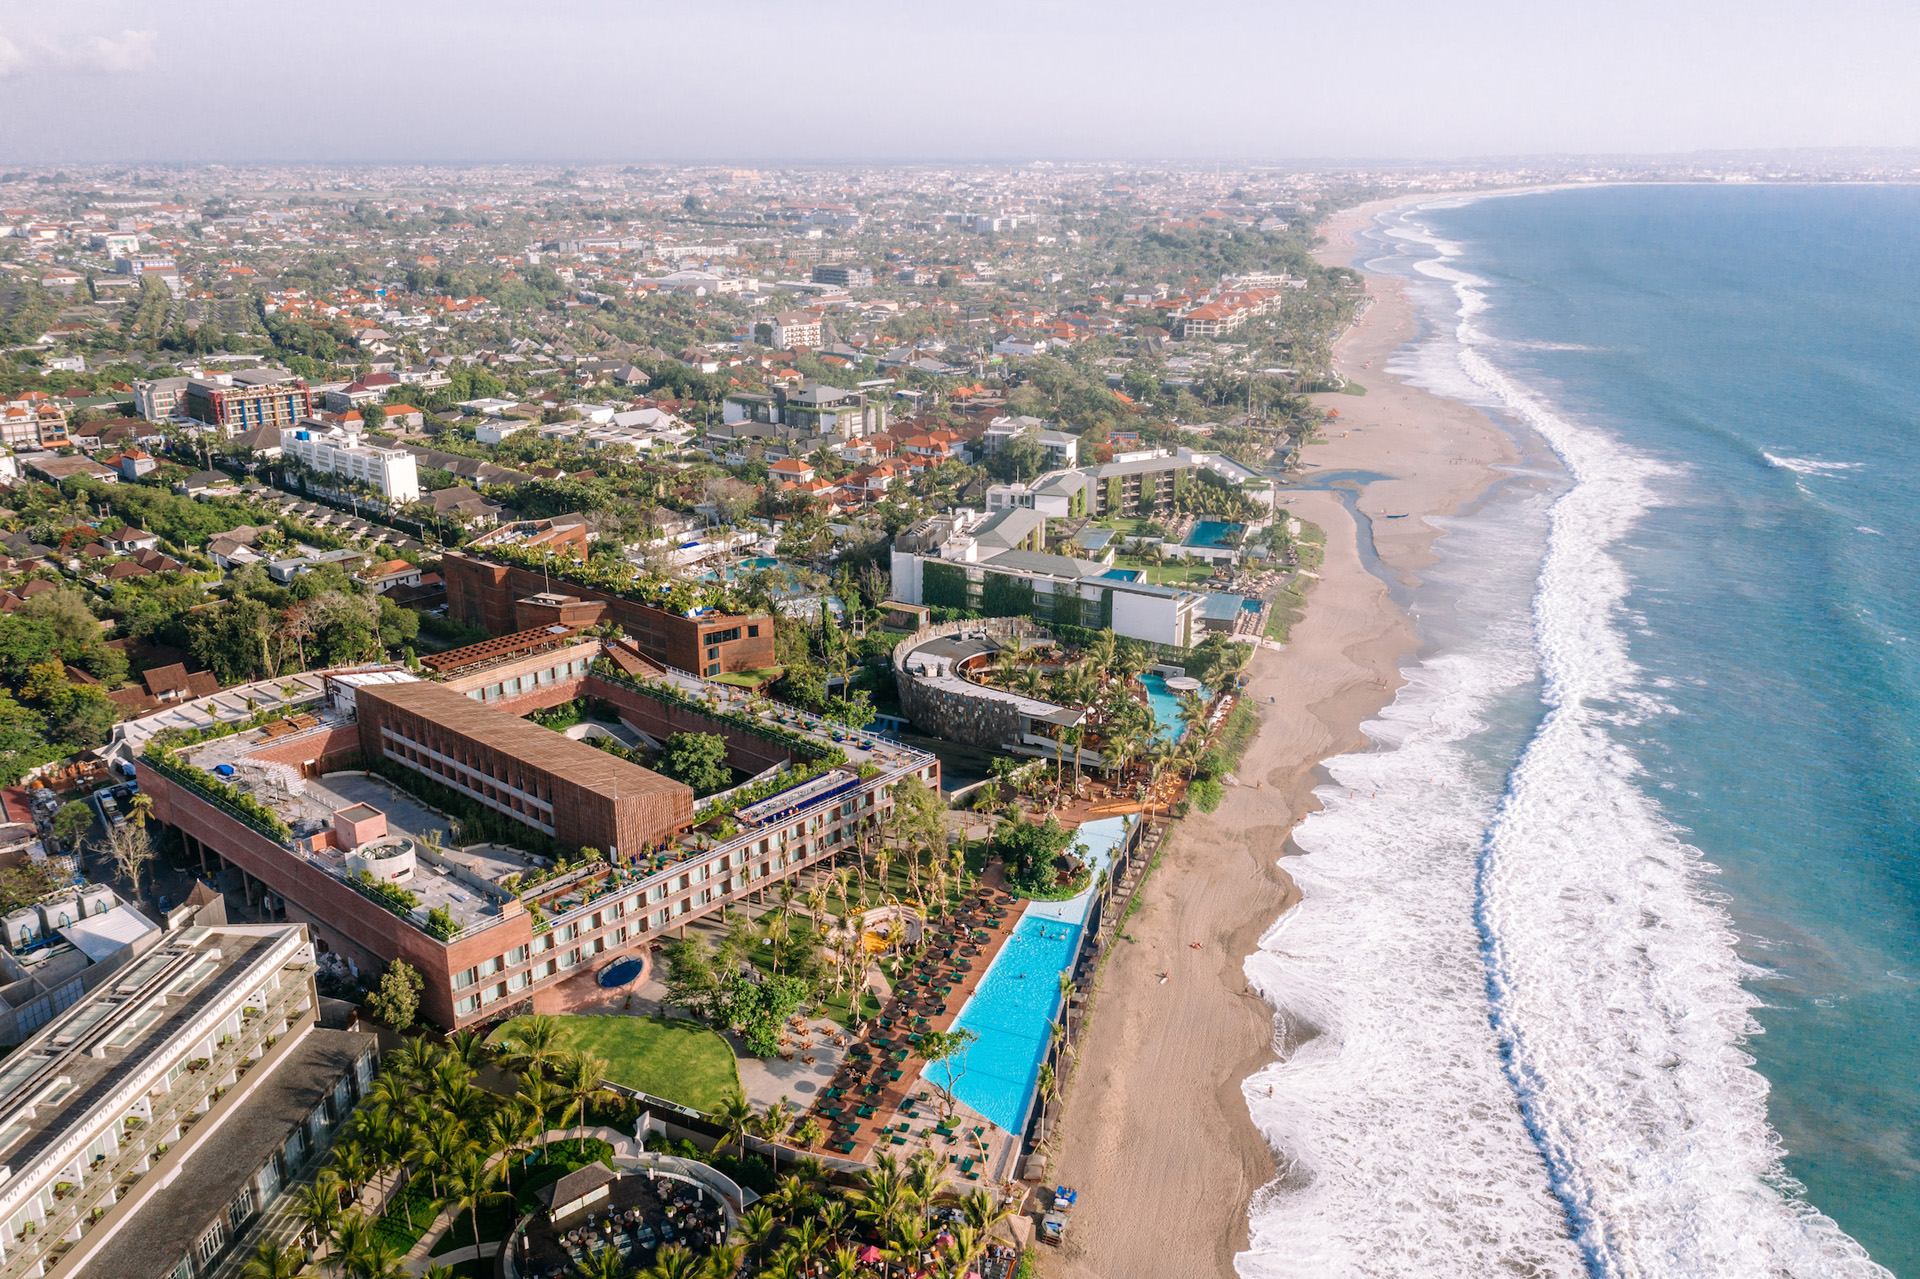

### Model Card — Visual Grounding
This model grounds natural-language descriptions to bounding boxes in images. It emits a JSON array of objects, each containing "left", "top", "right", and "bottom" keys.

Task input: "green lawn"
[
  {"left": 488, "top": 1016, "right": 737, "bottom": 1112},
  {"left": 711, "top": 666, "right": 783, "bottom": 689},
  {"left": 1111, "top": 554, "right": 1222, "bottom": 587}
]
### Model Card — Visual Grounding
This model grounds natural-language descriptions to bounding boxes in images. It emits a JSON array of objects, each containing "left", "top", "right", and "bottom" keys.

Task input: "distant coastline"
[{"left": 1040, "top": 199, "right": 1520, "bottom": 1279}]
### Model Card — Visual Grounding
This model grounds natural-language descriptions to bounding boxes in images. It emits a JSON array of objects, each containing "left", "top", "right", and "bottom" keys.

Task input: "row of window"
[{"left": 465, "top": 656, "right": 593, "bottom": 703}]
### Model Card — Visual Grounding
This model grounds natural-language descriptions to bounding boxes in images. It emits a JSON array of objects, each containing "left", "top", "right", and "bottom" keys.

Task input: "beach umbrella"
[
  {"left": 936, "top": 1232, "right": 954, "bottom": 1248},
  {"left": 858, "top": 1244, "right": 885, "bottom": 1264}
]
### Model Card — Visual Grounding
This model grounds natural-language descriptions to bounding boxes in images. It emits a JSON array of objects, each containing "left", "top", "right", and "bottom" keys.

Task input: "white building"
[
  {"left": 279, "top": 425, "right": 421, "bottom": 504},
  {"left": 0, "top": 920, "right": 377, "bottom": 1279}
]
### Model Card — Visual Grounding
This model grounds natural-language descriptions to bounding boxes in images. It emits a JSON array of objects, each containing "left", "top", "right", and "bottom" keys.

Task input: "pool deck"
[{"left": 801, "top": 864, "right": 1031, "bottom": 1186}]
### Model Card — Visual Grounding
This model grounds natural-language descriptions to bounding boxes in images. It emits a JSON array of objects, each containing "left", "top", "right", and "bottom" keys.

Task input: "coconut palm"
[
  {"left": 827, "top": 1245, "right": 862, "bottom": 1279},
  {"left": 572, "top": 1245, "right": 631, "bottom": 1279},
  {"left": 293, "top": 1178, "right": 343, "bottom": 1253},
  {"left": 557, "top": 1050, "right": 614, "bottom": 1131},
  {"left": 961, "top": 1187, "right": 1015, "bottom": 1234},
  {"left": 495, "top": 1013, "right": 567, "bottom": 1078},
  {"left": 708, "top": 1086, "right": 757, "bottom": 1160},
  {"left": 699, "top": 1243, "right": 746, "bottom": 1279},
  {"left": 1176, "top": 691, "right": 1211, "bottom": 743},
  {"left": 328, "top": 1211, "right": 374, "bottom": 1279},
  {"left": 487, "top": 1101, "right": 545, "bottom": 1189},
  {"left": 738, "top": 1203, "right": 778, "bottom": 1267},
  {"left": 442, "top": 1147, "right": 509, "bottom": 1262},
  {"left": 241, "top": 1240, "right": 307, "bottom": 1279}
]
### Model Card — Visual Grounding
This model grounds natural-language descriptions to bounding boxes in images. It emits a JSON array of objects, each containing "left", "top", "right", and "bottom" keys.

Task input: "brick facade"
[{"left": 441, "top": 552, "right": 777, "bottom": 675}]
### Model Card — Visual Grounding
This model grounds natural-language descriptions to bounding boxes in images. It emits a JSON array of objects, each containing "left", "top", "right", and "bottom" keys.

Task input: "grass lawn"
[
  {"left": 1263, "top": 519, "right": 1327, "bottom": 644},
  {"left": 711, "top": 666, "right": 783, "bottom": 689},
  {"left": 1111, "top": 554, "right": 1223, "bottom": 587},
  {"left": 488, "top": 1016, "right": 738, "bottom": 1113}
]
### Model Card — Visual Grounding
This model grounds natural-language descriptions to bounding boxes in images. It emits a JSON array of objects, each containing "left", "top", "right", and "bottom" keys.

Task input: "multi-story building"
[
  {"left": 0, "top": 920, "right": 376, "bottom": 1279},
  {"left": 810, "top": 264, "right": 873, "bottom": 289},
  {"left": 127, "top": 644, "right": 938, "bottom": 1033},
  {"left": 278, "top": 425, "right": 421, "bottom": 504},
  {"left": 132, "top": 377, "right": 189, "bottom": 423},
  {"left": 763, "top": 313, "right": 823, "bottom": 349},
  {"left": 113, "top": 254, "right": 176, "bottom": 278},
  {"left": 722, "top": 383, "right": 885, "bottom": 441},
  {"left": 353, "top": 679, "right": 694, "bottom": 859},
  {"left": 980, "top": 416, "right": 1079, "bottom": 470},
  {"left": 181, "top": 372, "right": 313, "bottom": 435},
  {"left": 890, "top": 509, "right": 1203, "bottom": 647},
  {"left": 0, "top": 397, "right": 67, "bottom": 450},
  {"left": 440, "top": 550, "right": 775, "bottom": 677}
]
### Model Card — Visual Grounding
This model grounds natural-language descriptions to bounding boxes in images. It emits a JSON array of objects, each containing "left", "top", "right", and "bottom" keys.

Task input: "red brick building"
[
  {"left": 352, "top": 679, "right": 693, "bottom": 858},
  {"left": 441, "top": 551, "right": 776, "bottom": 676}
]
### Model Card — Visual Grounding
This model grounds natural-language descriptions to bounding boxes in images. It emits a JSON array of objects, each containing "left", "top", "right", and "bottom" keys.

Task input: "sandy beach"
[{"left": 1038, "top": 199, "right": 1518, "bottom": 1278}]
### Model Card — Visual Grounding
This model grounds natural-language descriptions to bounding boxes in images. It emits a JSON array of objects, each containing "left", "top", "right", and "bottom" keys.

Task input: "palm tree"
[
  {"left": 1062, "top": 725, "right": 1086, "bottom": 791},
  {"left": 411, "top": 1120, "right": 471, "bottom": 1200},
  {"left": 557, "top": 1050, "right": 613, "bottom": 1131},
  {"left": 1176, "top": 691, "right": 1210, "bottom": 743},
  {"left": 708, "top": 1086, "right": 756, "bottom": 1160},
  {"left": 487, "top": 1101, "right": 544, "bottom": 1189},
  {"left": 960, "top": 1187, "right": 1014, "bottom": 1234},
  {"left": 495, "top": 1013, "right": 567, "bottom": 1078},
  {"left": 442, "top": 1147, "right": 508, "bottom": 1257},
  {"left": 329, "top": 1211, "right": 375, "bottom": 1279},
  {"left": 446, "top": 1028, "right": 487, "bottom": 1070},
  {"left": 827, "top": 1245, "right": 862, "bottom": 1279},
  {"left": 293, "top": 1178, "right": 343, "bottom": 1255},
  {"left": 738, "top": 1203, "right": 778, "bottom": 1268},
  {"left": 517, "top": 1071, "right": 564, "bottom": 1131},
  {"left": 699, "top": 1243, "right": 746, "bottom": 1279},
  {"left": 572, "top": 1244, "right": 631, "bottom": 1279},
  {"left": 241, "top": 1240, "right": 307, "bottom": 1279},
  {"left": 350, "top": 1238, "right": 410, "bottom": 1279}
]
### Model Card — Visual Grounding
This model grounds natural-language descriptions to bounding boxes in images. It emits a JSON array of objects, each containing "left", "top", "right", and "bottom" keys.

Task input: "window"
[
  {"left": 706, "top": 663, "right": 719, "bottom": 676},
  {"left": 508, "top": 945, "right": 530, "bottom": 966},
  {"left": 748, "top": 625, "right": 759, "bottom": 638},
  {"left": 453, "top": 966, "right": 478, "bottom": 991},
  {"left": 197, "top": 1221, "right": 228, "bottom": 1263},
  {"left": 455, "top": 995, "right": 480, "bottom": 1015}
]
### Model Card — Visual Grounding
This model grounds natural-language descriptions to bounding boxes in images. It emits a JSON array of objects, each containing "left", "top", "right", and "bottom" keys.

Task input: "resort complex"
[{"left": 0, "top": 155, "right": 1318, "bottom": 1279}]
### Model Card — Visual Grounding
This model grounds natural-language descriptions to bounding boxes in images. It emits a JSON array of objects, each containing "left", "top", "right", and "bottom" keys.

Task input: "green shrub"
[{"left": 1189, "top": 777, "right": 1224, "bottom": 813}]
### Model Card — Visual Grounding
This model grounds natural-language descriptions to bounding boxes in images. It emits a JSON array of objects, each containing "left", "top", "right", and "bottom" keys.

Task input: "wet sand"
[{"left": 1039, "top": 198, "right": 1518, "bottom": 1278}]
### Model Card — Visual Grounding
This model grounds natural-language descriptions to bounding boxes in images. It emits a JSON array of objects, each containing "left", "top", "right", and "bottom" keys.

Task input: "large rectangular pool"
[{"left": 929, "top": 816, "right": 1131, "bottom": 1134}]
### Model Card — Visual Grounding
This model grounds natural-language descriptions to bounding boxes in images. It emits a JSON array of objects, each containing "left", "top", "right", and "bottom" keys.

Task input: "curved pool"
[{"left": 597, "top": 957, "right": 645, "bottom": 988}]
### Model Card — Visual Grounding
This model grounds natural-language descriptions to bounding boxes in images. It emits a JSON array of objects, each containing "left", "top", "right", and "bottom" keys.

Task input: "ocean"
[{"left": 1240, "top": 184, "right": 1920, "bottom": 1278}]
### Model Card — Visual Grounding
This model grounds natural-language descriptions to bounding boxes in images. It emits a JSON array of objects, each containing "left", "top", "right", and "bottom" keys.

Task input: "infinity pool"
[{"left": 929, "top": 816, "right": 1130, "bottom": 1133}]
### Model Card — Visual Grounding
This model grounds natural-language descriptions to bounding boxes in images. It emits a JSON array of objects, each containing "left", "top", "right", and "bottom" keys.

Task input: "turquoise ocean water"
[{"left": 1238, "top": 186, "right": 1919, "bottom": 1278}]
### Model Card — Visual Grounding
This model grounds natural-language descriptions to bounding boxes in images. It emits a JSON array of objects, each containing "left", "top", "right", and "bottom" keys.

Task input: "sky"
[{"left": 2, "top": 0, "right": 1919, "bottom": 164}]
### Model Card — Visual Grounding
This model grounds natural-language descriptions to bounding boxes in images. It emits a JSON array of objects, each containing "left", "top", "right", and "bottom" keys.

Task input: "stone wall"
[{"left": 892, "top": 617, "right": 1054, "bottom": 752}]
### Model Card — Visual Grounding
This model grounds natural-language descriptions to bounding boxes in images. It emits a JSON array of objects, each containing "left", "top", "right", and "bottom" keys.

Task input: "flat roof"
[{"left": 354, "top": 680, "right": 691, "bottom": 806}]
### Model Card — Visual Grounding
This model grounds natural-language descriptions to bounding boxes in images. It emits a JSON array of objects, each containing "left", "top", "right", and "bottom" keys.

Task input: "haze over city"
[{"left": 4, "top": 0, "right": 1920, "bottom": 161}]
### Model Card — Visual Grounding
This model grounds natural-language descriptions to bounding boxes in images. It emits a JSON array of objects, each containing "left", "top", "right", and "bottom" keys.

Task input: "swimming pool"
[
  {"left": 929, "top": 816, "right": 1130, "bottom": 1133},
  {"left": 1139, "top": 671, "right": 1190, "bottom": 742},
  {"left": 1183, "top": 520, "right": 1245, "bottom": 548},
  {"left": 597, "top": 957, "right": 645, "bottom": 988}
]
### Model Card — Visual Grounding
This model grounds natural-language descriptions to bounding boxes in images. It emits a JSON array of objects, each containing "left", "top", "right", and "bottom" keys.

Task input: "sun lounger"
[
  {"left": 890, "top": 1134, "right": 907, "bottom": 1145},
  {"left": 857, "top": 1104, "right": 876, "bottom": 1118},
  {"left": 887, "top": 1069, "right": 903, "bottom": 1081}
]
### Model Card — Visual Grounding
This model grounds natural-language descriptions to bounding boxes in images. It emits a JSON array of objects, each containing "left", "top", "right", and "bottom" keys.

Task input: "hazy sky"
[{"left": 3, "top": 0, "right": 1919, "bottom": 163}]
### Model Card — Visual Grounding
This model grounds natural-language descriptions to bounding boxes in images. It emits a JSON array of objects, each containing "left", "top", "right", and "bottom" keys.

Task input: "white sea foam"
[
  {"left": 1763, "top": 452, "right": 1863, "bottom": 474},
  {"left": 1240, "top": 207, "right": 1889, "bottom": 1278}
]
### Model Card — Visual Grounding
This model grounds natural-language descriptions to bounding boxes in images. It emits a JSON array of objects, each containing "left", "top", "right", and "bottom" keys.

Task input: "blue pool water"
[
  {"left": 597, "top": 957, "right": 644, "bottom": 988},
  {"left": 1184, "top": 520, "right": 1244, "bottom": 548},
  {"left": 1139, "top": 671, "right": 1189, "bottom": 742},
  {"left": 930, "top": 816, "right": 1129, "bottom": 1133},
  {"left": 1099, "top": 568, "right": 1142, "bottom": 582}
]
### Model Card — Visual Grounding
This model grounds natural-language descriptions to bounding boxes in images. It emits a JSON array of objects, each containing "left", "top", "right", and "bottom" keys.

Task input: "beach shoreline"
[{"left": 1038, "top": 197, "right": 1519, "bottom": 1278}]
